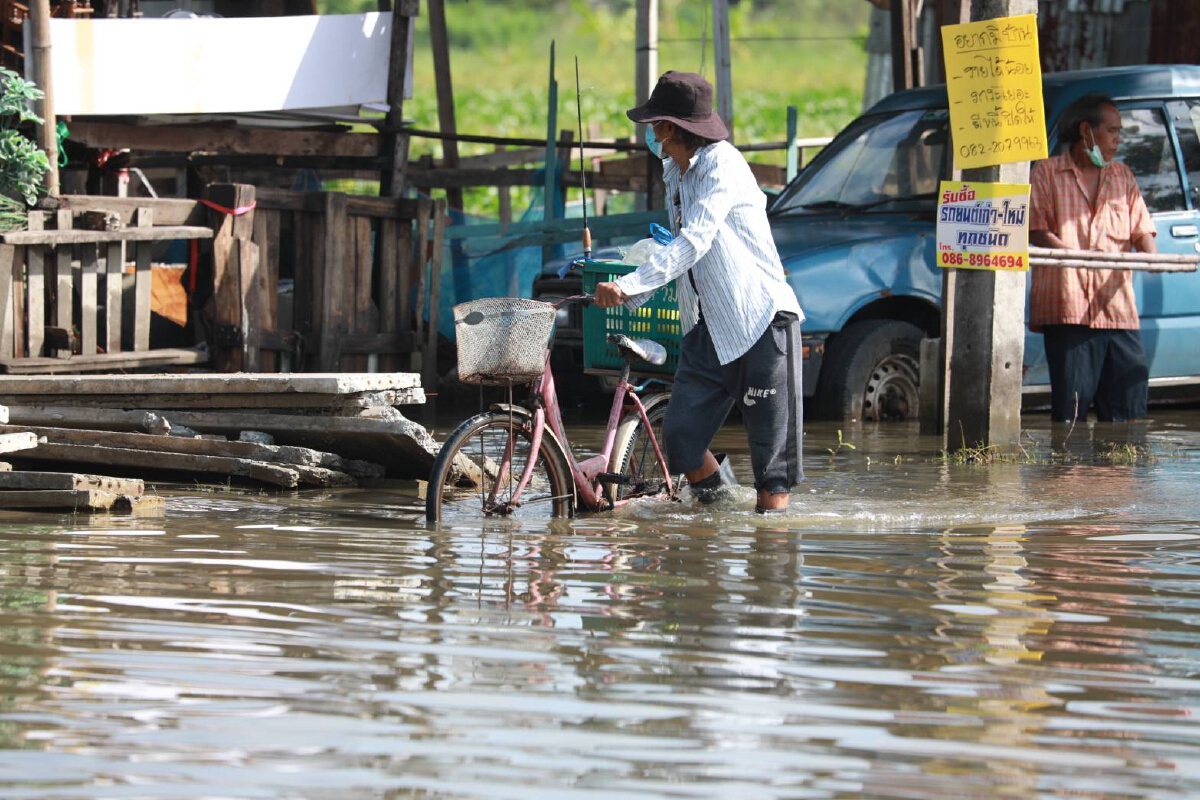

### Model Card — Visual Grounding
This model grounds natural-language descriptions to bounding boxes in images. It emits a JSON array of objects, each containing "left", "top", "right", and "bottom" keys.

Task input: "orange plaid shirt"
[{"left": 1028, "top": 153, "right": 1156, "bottom": 332}]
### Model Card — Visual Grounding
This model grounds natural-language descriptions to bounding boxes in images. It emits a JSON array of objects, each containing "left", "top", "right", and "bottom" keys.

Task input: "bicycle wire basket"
[{"left": 453, "top": 297, "right": 557, "bottom": 385}]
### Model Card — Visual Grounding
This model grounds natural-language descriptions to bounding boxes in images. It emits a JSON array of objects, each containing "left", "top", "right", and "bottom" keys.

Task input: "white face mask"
[{"left": 1084, "top": 126, "right": 1108, "bottom": 168}]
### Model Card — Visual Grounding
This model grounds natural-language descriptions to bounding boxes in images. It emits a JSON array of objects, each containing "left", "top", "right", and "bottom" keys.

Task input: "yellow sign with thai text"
[
  {"left": 936, "top": 181, "right": 1030, "bottom": 271},
  {"left": 941, "top": 14, "right": 1048, "bottom": 170}
]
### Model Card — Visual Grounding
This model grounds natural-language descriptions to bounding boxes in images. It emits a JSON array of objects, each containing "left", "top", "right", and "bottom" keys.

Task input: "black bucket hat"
[{"left": 626, "top": 71, "right": 729, "bottom": 141}]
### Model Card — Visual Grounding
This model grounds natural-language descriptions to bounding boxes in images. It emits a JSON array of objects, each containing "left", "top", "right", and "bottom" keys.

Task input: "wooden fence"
[
  {"left": 0, "top": 188, "right": 445, "bottom": 384},
  {"left": 0, "top": 199, "right": 212, "bottom": 374}
]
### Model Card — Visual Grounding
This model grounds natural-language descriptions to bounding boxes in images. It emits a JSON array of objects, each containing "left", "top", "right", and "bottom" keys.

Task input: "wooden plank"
[
  {"left": 15, "top": 442, "right": 302, "bottom": 488},
  {"left": 0, "top": 431, "right": 37, "bottom": 453},
  {"left": 104, "top": 240, "right": 122, "bottom": 353},
  {"left": 424, "top": 199, "right": 446, "bottom": 395},
  {"left": 0, "top": 245, "right": 14, "bottom": 358},
  {"left": 79, "top": 244, "right": 98, "bottom": 355},
  {"left": 0, "top": 489, "right": 122, "bottom": 510},
  {"left": 256, "top": 188, "right": 417, "bottom": 220},
  {"left": 25, "top": 211, "right": 45, "bottom": 358},
  {"left": 1, "top": 226, "right": 214, "bottom": 246},
  {"left": 0, "top": 372, "right": 421, "bottom": 394},
  {"left": 0, "top": 388, "right": 425, "bottom": 409},
  {"left": 377, "top": 217, "right": 399, "bottom": 372},
  {"left": 54, "top": 209, "right": 73, "bottom": 358},
  {"left": 397, "top": 215, "right": 413, "bottom": 337},
  {"left": 318, "top": 192, "right": 350, "bottom": 372},
  {"left": 67, "top": 120, "right": 379, "bottom": 158},
  {"left": 255, "top": 208, "right": 280, "bottom": 372},
  {"left": 206, "top": 184, "right": 255, "bottom": 372},
  {"left": 12, "top": 245, "right": 24, "bottom": 361},
  {"left": 412, "top": 198, "right": 432, "bottom": 350},
  {"left": 133, "top": 208, "right": 153, "bottom": 352},
  {"left": 61, "top": 195, "right": 205, "bottom": 227},
  {"left": 292, "top": 209, "right": 313, "bottom": 348},
  {"left": 0, "top": 424, "right": 384, "bottom": 479},
  {"left": 238, "top": 238, "right": 262, "bottom": 371},
  {"left": 0, "top": 470, "right": 143, "bottom": 494},
  {"left": 0, "top": 346, "right": 208, "bottom": 374},
  {"left": 5, "top": 405, "right": 442, "bottom": 480},
  {"left": 352, "top": 215, "right": 375, "bottom": 372}
]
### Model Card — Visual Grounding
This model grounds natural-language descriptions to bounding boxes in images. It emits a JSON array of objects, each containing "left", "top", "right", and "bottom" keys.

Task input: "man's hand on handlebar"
[{"left": 594, "top": 282, "right": 627, "bottom": 308}]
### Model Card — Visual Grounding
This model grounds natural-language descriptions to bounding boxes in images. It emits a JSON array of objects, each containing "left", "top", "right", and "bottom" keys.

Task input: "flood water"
[{"left": 3, "top": 410, "right": 1200, "bottom": 798}]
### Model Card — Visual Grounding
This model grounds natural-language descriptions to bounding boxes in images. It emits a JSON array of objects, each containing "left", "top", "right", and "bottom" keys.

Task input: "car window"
[
  {"left": 1119, "top": 106, "right": 1185, "bottom": 214},
  {"left": 771, "top": 109, "right": 947, "bottom": 215},
  {"left": 1169, "top": 100, "right": 1200, "bottom": 210}
]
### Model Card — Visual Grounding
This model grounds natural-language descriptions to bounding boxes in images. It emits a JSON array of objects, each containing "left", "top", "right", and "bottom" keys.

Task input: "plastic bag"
[{"left": 622, "top": 237, "right": 665, "bottom": 266}]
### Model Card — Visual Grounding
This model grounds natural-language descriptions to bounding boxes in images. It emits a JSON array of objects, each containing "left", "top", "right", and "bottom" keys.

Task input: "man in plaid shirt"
[{"left": 1029, "top": 93, "right": 1158, "bottom": 422}]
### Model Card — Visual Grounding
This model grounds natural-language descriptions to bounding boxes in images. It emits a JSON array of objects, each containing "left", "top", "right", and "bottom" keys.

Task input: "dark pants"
[
  {"left": 662, "top": 313, "right": 804, "bottom": 494},
  {"left": 1042, "top": 324, "right": 1148, "bottom": 422}
]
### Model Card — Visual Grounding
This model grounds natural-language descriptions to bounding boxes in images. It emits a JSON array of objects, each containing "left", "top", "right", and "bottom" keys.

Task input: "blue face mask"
[{"left": 644, "top": 123, "right": 663, "bottom": 158}]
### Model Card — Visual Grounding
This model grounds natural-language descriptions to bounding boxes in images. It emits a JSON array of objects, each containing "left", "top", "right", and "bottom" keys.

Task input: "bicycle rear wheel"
[
  {"left": 607, "top": 394, "right": 677, "bottom": 502},
  {"left": 426, "top": 410, "right": 574, "bottom": 522}
]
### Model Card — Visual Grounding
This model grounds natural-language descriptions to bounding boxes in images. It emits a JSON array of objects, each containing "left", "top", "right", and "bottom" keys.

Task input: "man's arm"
[
  {"left": 1134, "top": 232, "right": 1158, "bottom": 254},
  {"left": 1030, "top": 229, "right": 1067, "bottom": 249}
]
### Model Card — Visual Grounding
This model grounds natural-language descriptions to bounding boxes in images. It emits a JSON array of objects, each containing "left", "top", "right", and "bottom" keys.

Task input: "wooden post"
[
  {"left": 542, "top": 43, "right": 559, "bottom": 269},
  {"left": 0, "top": 245, "right": 14, "bottom": 358},
  {"left": 943, "top": 0, "right": 1036, "bottom": 452},
  {"left": 424, "top": 199, "right": 446, "bottom": 403},
  {"left": 317, "top": 192, "right": 349, "bottom": 373},
  {"left": 28, "top": 0, "right": 59, "bottom": 196},
  {"left": 711, "top": 0, "right": 733, "bottom": 142},
  {"left": 785, "top": 106, "right": 799, "bottom": 183},
  {"left": 890, "top": 0, "right": 917, "bottom": 92},
  {"left": 380, "top": 0, "right": 419, "bottom": 199},
  {"left": 25, "top": 212, "right": 45, "bottom": 358},
  {"left": 53, "top": 209, "right": 72, "bottom": 357},
  {"left": 132, "top": 207, "right": 153, "bottom": 352},
  {"left": 427, "top": 0, "right": 462, "bottom": 215},
  {"left": 205, "top": 184, "right": 256, "bottom": 372}
]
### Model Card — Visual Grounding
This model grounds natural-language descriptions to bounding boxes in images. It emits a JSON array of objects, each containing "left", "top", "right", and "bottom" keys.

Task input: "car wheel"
[{"left": 816, "top": 320, "right": 924, "bottom": 422}]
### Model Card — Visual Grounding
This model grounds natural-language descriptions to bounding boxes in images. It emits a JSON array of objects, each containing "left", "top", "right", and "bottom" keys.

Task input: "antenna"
[{"left": 575, "top": 56, "right": 591, "bottom": 260}]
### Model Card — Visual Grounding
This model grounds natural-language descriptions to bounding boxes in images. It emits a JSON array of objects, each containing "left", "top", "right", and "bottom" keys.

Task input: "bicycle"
[{"left": 425, "top": 293, "right": 678, "bottom": 522}]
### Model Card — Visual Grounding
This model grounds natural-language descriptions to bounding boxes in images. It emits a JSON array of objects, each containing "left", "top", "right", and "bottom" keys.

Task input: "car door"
[{"left": 1119, "top": 101, "right": 1200, "bottom": 379}]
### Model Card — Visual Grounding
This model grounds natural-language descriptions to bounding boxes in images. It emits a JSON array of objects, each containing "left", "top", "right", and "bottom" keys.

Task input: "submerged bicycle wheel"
[
  {"left": 607, "top": 396, "right": 677, "bottom": 503},
  {"left": 426, "top": 410, "right": 574, "bottom": 522}
]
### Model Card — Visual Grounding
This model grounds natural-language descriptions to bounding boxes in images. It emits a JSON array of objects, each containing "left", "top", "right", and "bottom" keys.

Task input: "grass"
[{"left": 316, "top": 1, "right": 871, "bottom": 215}]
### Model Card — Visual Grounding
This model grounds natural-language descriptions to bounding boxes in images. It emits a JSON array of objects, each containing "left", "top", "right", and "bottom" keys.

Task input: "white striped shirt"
[{"left": 615, "top": 140, "right": 804, "bottom": 365}]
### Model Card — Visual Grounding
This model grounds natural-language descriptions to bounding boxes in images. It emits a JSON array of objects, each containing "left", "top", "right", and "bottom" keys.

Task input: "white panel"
[{"left": 49, "top": 13, "right": 408, "bottom": 116}]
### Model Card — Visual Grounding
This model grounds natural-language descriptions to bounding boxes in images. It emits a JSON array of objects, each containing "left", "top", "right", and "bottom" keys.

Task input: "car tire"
[{"left": 815, "top": 319, "right": 924, "bottom": 422}]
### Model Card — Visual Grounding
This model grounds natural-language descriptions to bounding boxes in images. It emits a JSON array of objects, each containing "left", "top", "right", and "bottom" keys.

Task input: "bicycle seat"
[{"left": 607, "top": 333, "right": 668, "bottom": 366}]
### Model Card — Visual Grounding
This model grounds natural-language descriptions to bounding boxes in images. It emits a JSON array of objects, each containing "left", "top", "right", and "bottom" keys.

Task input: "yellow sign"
[
  {"left": 941, "top": 14, "right": 1048, "bottom": 170},
  {"left": 936, "top": 181, "right": 1030, "bottom": 271}
]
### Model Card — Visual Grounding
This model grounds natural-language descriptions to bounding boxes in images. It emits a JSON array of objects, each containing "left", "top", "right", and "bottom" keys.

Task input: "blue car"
[{"left": 771, "top": 64, "right": 1200, "bottom": 421}]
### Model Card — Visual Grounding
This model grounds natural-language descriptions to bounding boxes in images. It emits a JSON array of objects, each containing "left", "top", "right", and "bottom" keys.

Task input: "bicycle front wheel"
[
  {"left": 426, "top": 410, "right": 575, "bottom": 522},
  {"left": 607, "top": 394, "right": 677, "bottom": 503}
]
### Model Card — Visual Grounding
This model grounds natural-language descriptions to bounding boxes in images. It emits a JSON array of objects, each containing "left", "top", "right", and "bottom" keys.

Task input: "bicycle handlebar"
[{"left": 552, "top": 294, "right": 595, "bottom": 308}]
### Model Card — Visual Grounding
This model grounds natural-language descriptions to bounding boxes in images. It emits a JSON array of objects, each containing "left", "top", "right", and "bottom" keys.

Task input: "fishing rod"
[{"left": 575, "top": 55, "right": 591, "bottom": 260}]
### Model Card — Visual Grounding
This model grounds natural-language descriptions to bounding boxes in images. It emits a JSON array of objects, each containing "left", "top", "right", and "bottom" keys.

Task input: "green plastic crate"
[{"left": 581, "top": 260, "right": 681, "bottom": 377}]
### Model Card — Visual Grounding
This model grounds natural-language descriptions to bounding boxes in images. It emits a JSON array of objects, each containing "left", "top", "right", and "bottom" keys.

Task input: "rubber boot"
[{"left": 690, "top": 453, "right": 739, "bottom": 504}]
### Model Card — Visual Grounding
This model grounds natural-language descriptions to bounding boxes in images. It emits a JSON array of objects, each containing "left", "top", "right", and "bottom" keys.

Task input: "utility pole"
[
  {"left": 28, "top": 0, "right": 59, "bottom": 197},
  {"left": 635, "top": 0, "right": 662, "bottom": 210},
  {"left": 711, "top": 0, "right": 733, "bottom": 142},
  {"left": 943, "top": 0, "right": 1037, "bottom": 452}
]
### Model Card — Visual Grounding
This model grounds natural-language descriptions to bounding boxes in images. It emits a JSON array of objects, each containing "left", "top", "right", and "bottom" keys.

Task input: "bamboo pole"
[
  {"left": 29, "top": 0, "right": 59, "bottom": 197},
  {"left": 1029, "top": 246, "right": 1200, "bottom": 265}
]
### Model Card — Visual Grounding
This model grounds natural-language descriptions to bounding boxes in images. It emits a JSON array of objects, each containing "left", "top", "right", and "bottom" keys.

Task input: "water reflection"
[{"left": 0, "top": 417, "right": 1197, "bottom": 794}]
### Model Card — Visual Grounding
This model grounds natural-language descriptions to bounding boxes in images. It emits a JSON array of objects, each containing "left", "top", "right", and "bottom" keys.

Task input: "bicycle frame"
[{"left": 506, "top": 348, "right": 674, "bottom": 512}]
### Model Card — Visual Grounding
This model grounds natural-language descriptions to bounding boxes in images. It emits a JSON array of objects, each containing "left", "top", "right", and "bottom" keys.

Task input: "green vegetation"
[
  {"left": 316, "top": 1, "right": 869, "bottom": 213},
  {"left": 0, "top": 67, "right": 49, "bottom": 229}
]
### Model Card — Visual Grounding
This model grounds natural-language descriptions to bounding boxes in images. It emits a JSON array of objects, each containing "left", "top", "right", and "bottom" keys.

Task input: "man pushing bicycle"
[{"left": 594, "top": 71, "right": 805, "bottom": 514}]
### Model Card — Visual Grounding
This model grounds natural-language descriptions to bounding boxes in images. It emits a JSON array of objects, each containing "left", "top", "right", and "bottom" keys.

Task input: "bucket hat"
[{"left": 626, "top": 71, "right": 729, "bottom": 141}]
